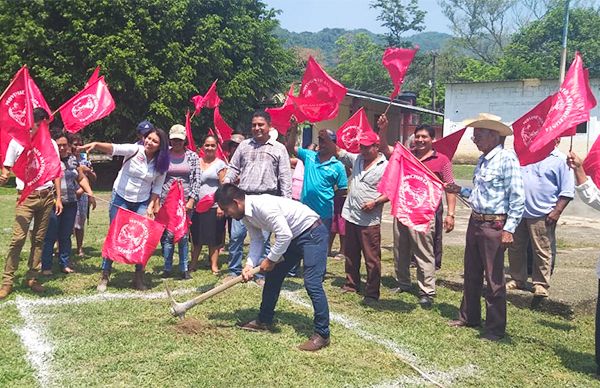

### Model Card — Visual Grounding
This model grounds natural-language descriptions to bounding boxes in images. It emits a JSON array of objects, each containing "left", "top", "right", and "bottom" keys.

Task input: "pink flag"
[
  {"left": 336, "top": 107, "right": 374, "bottom": 153},
  {"left": 208, "top": 128, "right": 227, "bottom": 161},
  {"left": 265, "top": 84, "right": 307, "bottom": 135},
  {"left": 191, "top": 80, "right": 221, "bottom": 114},
  {"left": 84, "top": 66, "right": 101, "bottom": 88},
  {"left": 58, "top": 76, "right": 115, "bottom": 133},
  {"left": 289, "top": 56, "right": 347, "bottom": 123},
  {"left": 11, "top": 121, "right": 62, "bottom": 204},
  {"left": 529, "top": 52, "right": 597, "bottom": 152},
  {"left": 433, "top": 128, "right": 465, "bottom": 161},
  {"left": 155, "top": 180, "right": 190, "bottom": 243},
  {"left": 195, "top": 192, "right": 215, "bottom": 213},
  {"left": 584, "top": 135, "right": 600, "bottom": 189},
  {"left": 512, "top": 96, "right": 555, "bottom": 166},
  {"left": 378, "top": 143, "right": 443, "bottom": 232},
  {"left": 382, "top": 47, "right": 419, "bottom": 99},
  {"left": 185, "top": 110, "right": 197, "bottom": 152},
  {"left": 101, "top": 207, "right": 165, "bottom": 266},
  {"left": 213, "top": 106, "right": 233, "bottom": 142}
]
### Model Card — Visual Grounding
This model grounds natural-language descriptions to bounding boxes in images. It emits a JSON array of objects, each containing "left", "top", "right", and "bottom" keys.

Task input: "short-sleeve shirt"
[
  {"left": 420, "top": 151, "right": 454, "bottom": 184},
  {"left": 298, "top": 148, "right": 348, "bottom": 220},
  {"left": 199, "top": 158, "right": 227, "bottom": 208},
  {"left": 60, "top": 155, "right": 80, "bottom": 203},
  {"left": 112, "top": 144, "right": 167, "bottom": 203},
  {"left": 521, "top": 150, "right": 575, "bottom": 218},
  {"left": 3, "top": 138, "right": 59, "bottom": 190}
]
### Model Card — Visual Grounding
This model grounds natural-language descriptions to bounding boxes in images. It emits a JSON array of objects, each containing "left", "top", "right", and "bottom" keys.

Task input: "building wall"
[
  {"left": 444, "top": 79, "right": 600, "bottom": 161},
  {"left": 309, "top": 95, "right": 441, "bottom": 147}
]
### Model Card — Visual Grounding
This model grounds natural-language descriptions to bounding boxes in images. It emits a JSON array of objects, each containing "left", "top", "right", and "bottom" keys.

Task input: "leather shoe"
[
  {"left": 181, "top": 271, "right": 192, "bottom": 280},
  {"left": 240, "top": 319, "right": 272, "bottom": 332},
  {"left": 298, "top": 333, "right": 330, "bottom": 351},
  {"left": 25, "top": 279, "right": 45, "bottom": 293},
  {"left": 0, "top": 285, "right": 12, "bottom": 300},
  {"left": 447, "top": 319, "right": 479, "bottom": 328},
  {"left": 161, "top": 270, "right": 172, "bottom": 279},
  {"left": 480, "top": 332, "right": 503, "bottom": 341},
  {"left": 418, "top": 295, "right": 433, "bottom": 308}
]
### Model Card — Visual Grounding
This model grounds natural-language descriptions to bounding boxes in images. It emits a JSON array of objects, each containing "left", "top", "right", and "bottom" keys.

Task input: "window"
[{"left": 576, "top": 122, "right": 588, "bottom": 134}]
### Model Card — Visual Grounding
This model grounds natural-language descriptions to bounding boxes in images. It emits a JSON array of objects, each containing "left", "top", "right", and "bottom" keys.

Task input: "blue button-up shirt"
[
  {"left": 460, "top": 145, "right": 525, "bottom": 233},
  {"left": 521, "top": 150, "right": 574, "bottom": 218}
]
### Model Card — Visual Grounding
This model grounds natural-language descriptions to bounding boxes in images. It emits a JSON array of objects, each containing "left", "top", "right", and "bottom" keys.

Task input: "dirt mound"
[{"left": 173, "top": 318, "right": 215, "bottom": 335}]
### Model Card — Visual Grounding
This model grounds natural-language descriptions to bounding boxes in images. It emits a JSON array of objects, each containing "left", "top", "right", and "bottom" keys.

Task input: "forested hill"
[{"left": 274, "top": 26, "right": 452, "bottom": 66}]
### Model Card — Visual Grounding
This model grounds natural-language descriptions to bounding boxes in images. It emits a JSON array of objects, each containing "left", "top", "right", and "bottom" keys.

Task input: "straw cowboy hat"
[{"left": 462, "top": 113, "right": 513, "bottom": 136}]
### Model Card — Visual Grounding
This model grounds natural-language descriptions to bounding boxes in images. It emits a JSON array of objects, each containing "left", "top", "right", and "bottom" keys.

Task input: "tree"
[
  {"left": 439, "top": 0, "right": 517, "bottom": 64},
  {"left": 0, "top": 0, "right": 295, "bottom": 142},
  {"left": 499, "top": 5, "right": 600, "bottom": 80},
  {"left": 370, "top": 0, "right": 425, "bottom": 47},
  {"left": 332, "top": 33, "right": 393, "bottom": 95}
]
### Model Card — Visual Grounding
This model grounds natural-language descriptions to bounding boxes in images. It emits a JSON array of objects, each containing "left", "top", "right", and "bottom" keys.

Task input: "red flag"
[
  {"left": 58, "top": 76, "right": 115, "bottom": 133},
  {"left": 84, "top": 66, "right": 100, "bottom": 88},
  {"left": 584, "top": 135, "right": 600, "bottom": 189},
  {"left": 289, "top": 56, "right": 347, "bottom": 122},
  {"left": 1, "top": 67, "right": 34, "bottom": 155},
  {"left": 265, "top": 84, "right": 307, "bottom": 135},
  {"left": 185, "top": 110, "right": 197, "bottom": 152},
  {"left": 155, "top": 180, "right": 190, "bottom": 243},
  {"left": 433, "top": 128, "right": 465, "bottom": 161},
  {"left": 378, "top": 143, "right": 443, "bottom": 232},
  {"left": 382, "top": 47, "right": 419, "bottom": 99},
  {"left": 512, "top": 96, "right": 555, "bottom": 166},
  {"left": 101, "top": 207, "right": 165, "bottom": 266},
  {"left": 213, "top": 106, "right": 233, "bottom": 142},
  {"left": 195, "top": 192, "right": 215, "bottom": 213},
  {"left": 529, "top": 52, "right": 597, "bottom": 152},
  {"left": 336, "top": 107, "right": 374, "bottom": 153},
  {"left": 208, "top": 128, "right": 227, "bottom": 161},
  {"left": 11, "top": 121, "right": 62, "bottom": 204},
  {"left": 191, "top": 79, "right": 221, "bottom": 114}
]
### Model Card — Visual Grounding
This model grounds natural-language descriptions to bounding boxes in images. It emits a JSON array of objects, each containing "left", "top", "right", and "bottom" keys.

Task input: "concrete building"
[{"left": 444, "top": 78, "right": 600, "bottom": 162}]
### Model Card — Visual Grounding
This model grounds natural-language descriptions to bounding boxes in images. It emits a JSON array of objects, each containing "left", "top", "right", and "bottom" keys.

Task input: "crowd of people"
[{"left": 0, "top": 107, "right": 599, "bottom": 357}]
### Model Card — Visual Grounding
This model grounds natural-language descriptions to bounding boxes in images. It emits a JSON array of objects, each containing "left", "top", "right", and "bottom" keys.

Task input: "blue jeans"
[
  {"left": 102, "top": 191, "right": 149, "bottom": 272},
  {"left": 227, "top": 218, "right": 270, "bottom": 277},
  {"left": 41, "top": 202, "right": 78, "bottom": 270},
  {"left": 287, "top": 218, "right": 331, "bottom": 277},
  {"left": 161, "top": 231, "right": 189, "bottom": 272},
  {"left": 258, "top": 222, "right": 330, "bottom": 338}
]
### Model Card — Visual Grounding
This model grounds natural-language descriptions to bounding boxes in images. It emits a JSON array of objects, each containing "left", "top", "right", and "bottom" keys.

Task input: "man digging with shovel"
[{"left": 215, "top": 183, "right": 331, "bottom": 351}]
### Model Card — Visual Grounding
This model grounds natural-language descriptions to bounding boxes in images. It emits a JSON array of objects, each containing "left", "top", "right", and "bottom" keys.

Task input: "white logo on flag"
[
  {"left": 6, "top": 90, "right": 27, "bottom": 126},
  {"left": 116, "top": 219, "right": 149, "bottom": 255},
  {"left": 71, "top": 94, "right": 99, "bottom": 122}
]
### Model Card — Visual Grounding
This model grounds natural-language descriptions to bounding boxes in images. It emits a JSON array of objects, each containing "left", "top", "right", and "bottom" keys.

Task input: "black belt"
[
  {"left": 302, "top": 219, "right": 323, "bottom": 235},
  {"left": 245, "top": 190, "right": 278, "bottom": 196}
]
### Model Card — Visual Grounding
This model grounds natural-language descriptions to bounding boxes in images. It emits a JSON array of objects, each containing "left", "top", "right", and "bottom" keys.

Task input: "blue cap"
[{"left": 136, "top": 120, "right": 154, "bottom": 136}]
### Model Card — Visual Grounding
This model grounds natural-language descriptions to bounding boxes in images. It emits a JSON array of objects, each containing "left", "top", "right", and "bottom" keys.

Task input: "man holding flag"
[
  {"left": 0, "top": 108, "right": 62, "bottom": 299},
  {"left": 445, "top": 113, "right": 524, "bottom": 341}
]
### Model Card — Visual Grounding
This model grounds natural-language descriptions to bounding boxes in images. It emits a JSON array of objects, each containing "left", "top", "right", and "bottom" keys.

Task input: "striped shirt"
[
  {"left": 161, "top": 149, "right": 202, "bottom": 203},
  {"left": 460, "top": 145, "right": 525, "bottom": 233},
  {"left": 60, "top": 155, "right": 80, "bottom": 203},
  {"left": 223, "top": 138, "right": 292, "bottom": 198}
]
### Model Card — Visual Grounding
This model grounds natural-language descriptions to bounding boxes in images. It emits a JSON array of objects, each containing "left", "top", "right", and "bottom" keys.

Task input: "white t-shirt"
[
  {"left": 112, "top": 144, "right": 167, "bottom": 203},
  {"left": 3, "top": 138, "right": 59, "bottom": 190}
]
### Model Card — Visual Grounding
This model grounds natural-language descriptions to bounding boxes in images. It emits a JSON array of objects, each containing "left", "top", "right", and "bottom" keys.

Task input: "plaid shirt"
[
  {"left": 461, "top": 145, "right": 525, "bottom": 233},
  {"left": 224, "top": 138, "right": 292, "bottom": 198}
]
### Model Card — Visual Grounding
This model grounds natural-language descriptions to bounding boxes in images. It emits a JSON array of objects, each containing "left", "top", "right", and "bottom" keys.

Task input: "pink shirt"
[{"left": 291, "top": 160, "right": 305, "bottom": 201}]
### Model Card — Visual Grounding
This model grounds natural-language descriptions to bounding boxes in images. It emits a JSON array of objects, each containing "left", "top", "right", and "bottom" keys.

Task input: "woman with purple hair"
[{"left": 78, "top": 127, "right": 170, "bottom": 291}]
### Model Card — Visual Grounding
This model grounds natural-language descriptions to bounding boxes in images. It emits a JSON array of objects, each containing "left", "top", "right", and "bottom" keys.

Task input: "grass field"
[{"left": 0, "top": 192, "right": 599, "bottom": 387}]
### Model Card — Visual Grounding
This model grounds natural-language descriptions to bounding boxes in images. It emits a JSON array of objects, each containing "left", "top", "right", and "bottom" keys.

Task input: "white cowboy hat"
[{"left": 462, "top": 113, "right": 513, "bottom": 136}]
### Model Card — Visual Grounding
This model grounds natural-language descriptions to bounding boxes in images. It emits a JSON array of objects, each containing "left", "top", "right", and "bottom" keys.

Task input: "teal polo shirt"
[{"left": 298, "top": 148, "right": 348, "bottom": 220}]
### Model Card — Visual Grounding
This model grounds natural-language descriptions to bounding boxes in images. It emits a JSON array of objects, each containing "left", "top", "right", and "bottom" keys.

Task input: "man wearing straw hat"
[{"left": 445, "top": 113, "right": 525, "bottom": 341}]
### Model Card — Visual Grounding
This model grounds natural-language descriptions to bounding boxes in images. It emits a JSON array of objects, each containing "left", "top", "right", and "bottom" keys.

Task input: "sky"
[{"left": 263, "top": 0, "right": 452, "bottom": 35}]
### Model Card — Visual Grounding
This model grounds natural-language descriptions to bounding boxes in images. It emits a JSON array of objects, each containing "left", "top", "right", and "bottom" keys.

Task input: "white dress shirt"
[
  {"left": 243, "top": 194, "right": 319, "bottom": 267},
  {"left": 112, "top": 144, "right": 166, "bottom": 203},
  {"left": 3, "top": 138, "right": 59, "bottom": 190}
]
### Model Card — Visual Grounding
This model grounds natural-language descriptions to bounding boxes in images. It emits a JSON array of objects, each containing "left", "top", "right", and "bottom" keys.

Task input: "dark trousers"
[
  {"left": 434, "top": 203, "right": 443, "bottom": 269},
  {"left": 459, "top": 217, "right": 507, "bottom": 337},
  {"left": 258, "top": 223, "right": 330, "bottom": 338},
  {"left": 343, "top": 221, "right": 382, "bottom": 300},
  {"left": 41, "top": 202, "right": 78, "bottom": 270}
]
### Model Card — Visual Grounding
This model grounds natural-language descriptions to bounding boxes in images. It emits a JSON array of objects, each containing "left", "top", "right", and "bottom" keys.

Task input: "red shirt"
[{"left": 418, "top": 150, "right": 454, "bottom": 183}]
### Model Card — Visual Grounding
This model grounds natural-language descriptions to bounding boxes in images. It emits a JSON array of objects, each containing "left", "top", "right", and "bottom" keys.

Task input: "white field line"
[
  {"left": 10, "top": 287, "right": 196, "bottom": 387},
  {"left": 280, "top": 289, "right": 478, "bottom": 387}
]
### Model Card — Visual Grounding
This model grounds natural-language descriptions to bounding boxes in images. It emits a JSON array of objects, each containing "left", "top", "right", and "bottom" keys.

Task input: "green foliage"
[
  {"left": 331, "top": 33, "right": 393, "bottom": 95},
  {"left": 370, "top": 0, "right": 426, "bottom": 47},
  {"left": 0, "top": 0, "right": 295, "bottom": 142},
  {"left": 501, "top": 5, "right": 600, "bottom": 79}
]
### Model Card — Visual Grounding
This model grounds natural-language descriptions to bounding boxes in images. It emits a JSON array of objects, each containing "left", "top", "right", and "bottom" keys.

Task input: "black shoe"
[
  {"left": 418, "top": 295, "right": 433, "bottom": 308},
  {"left": 181, "top": 271, "right": 192, "bottom": 280},
  {"left": 361, "top": 296, "right": 378, "bottom": 306},
  {"left": 161, "top": 270, "right": 172, "bottom": 279}
]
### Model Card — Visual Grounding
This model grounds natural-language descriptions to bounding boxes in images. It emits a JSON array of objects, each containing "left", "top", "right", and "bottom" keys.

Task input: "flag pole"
[
  {"left": 383, "top": 99, "right": 394, "bottom": 115},
  {"left": 558, "top": 0, "right": 572, "bottom": 150}
]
